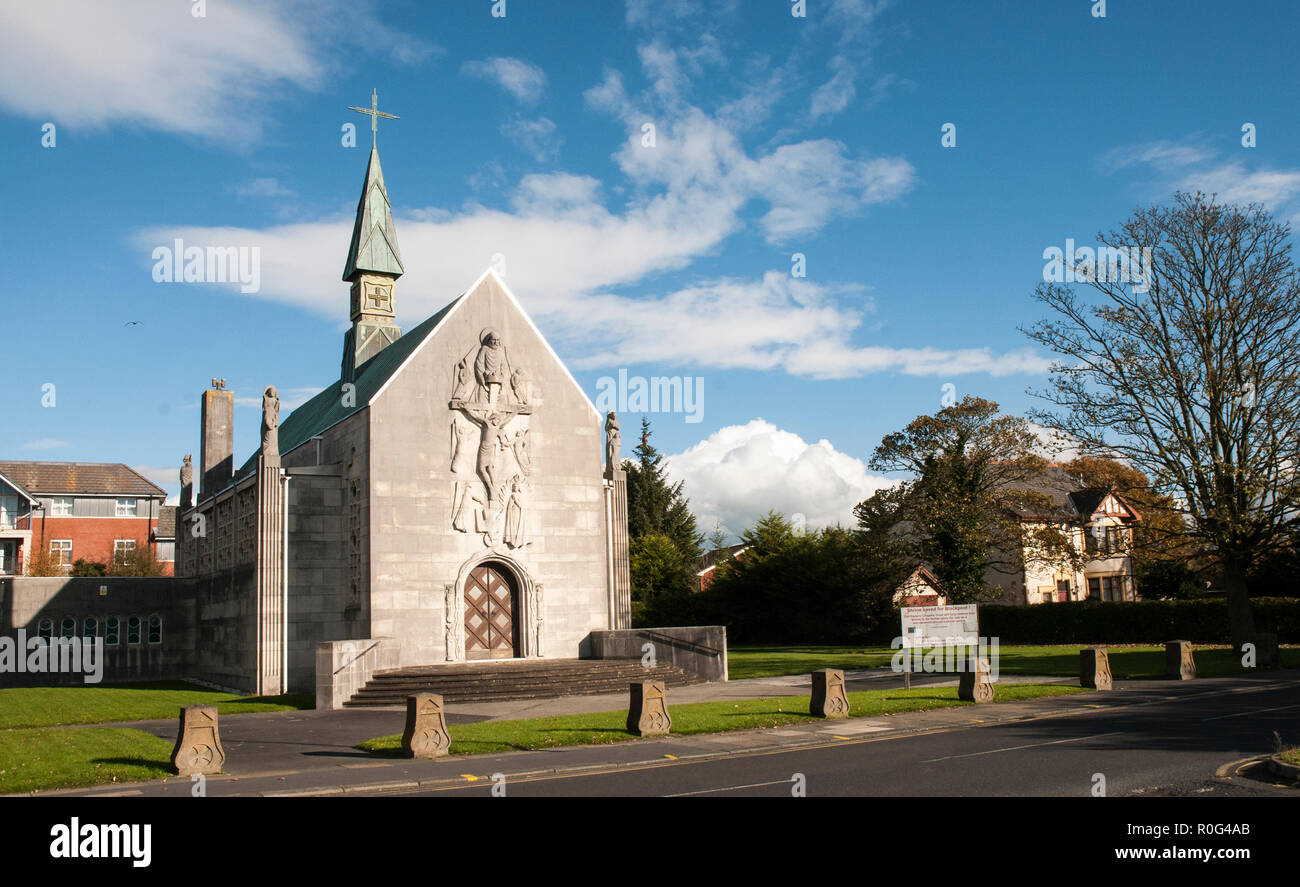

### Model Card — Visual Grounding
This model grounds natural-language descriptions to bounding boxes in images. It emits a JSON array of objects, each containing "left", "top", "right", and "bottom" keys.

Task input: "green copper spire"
[{"left": 342, "top": 145, "right": 405, "bottom": 282}]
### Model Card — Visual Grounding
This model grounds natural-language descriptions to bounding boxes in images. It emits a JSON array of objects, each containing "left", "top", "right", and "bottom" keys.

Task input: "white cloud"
[
  {"left": 810, "top": 55, "right": 857, "bottom": 122},
  {"left": 664, "top": 419, "right": 894, "bottom": 538},
  {"left": 0, "top": 1, "right": 437, "bottom": 142},
  {"left": 500, "top": 116, "right": 562, "bottom": 162},
  {"left": 21, "top": 438, "right": 68, "bottom": 451},
  {"left": 231, "top": 178, "right": 296, "bottom": 199},
  {"left": 462, "top": 57, "right": 548, "bottom": 104},
  {"left": 233, "top": 387, "right": 319, "bottom": 411},
  {"left": 133, "top": 465, "right": 180, "bottom": 503},
  {"left": 1177, "top": 161, "right": 1300, "bottom": 210}
]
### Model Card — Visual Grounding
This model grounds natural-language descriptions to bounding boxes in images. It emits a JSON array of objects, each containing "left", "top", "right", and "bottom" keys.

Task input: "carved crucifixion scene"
[{"left": 449, "top": 328, "right": 537, "bottom": 548}]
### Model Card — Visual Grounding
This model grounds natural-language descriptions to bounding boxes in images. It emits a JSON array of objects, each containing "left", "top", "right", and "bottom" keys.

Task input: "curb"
[{"left": 1266, "top": 754, "right": 1300, "bottom": 782}]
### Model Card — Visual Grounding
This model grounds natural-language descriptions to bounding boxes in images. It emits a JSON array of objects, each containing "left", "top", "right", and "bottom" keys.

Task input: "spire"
[{"left": 342, "top": 145, "right": 404, "bottom": 282}]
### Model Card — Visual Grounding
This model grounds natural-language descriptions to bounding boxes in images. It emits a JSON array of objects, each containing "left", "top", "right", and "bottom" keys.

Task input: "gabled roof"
[
  {"left": 0, "top": 461, "right": 166, "bottom": 498},
  {"left": 342, "top": 146, "right": 404, "bottom": 281},
  {"left": 236, "top": 296, "right": 461, "bottom": 478},
  {"left": 1003, "top": 465, "right": 1140, "bottom": 522}
]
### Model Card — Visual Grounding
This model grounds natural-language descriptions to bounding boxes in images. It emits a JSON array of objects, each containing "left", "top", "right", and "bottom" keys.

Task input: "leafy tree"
[
  {"left": 740, "top": 511, "right": 799, "bottom": 557},
  {"left": 1136, "top": 559, "right": 1204, "bottom": 600},
  {"left": 855, "top": 396, "right": 1077, "bottom": 603},
  {"left": 624, "top": 418, "right": 703, "bottom": 624},
  {"left": 1022, "top": 192, "right": 1300, "bottom": 649},
  {"left": 625, "top": 417, "right": 701, "bottom": 558},
  {"left": 72, "top": 558, "right": 107, "bottom": 577},
  {"left": 109, "top": 545, "right": 165, "bottom": 577},
  {"left": 702, "top": 521, "right": 903, "bottom": 644}
]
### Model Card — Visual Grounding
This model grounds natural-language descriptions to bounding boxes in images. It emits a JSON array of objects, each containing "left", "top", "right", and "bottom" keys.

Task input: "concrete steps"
[{"left": 343, "top": 658, "right": 701, "bottom": 706}]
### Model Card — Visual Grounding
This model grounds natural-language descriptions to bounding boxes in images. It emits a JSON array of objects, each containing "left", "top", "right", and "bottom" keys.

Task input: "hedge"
[{"left": 975, "top": 597, "right": 1300, "bottom": 645}]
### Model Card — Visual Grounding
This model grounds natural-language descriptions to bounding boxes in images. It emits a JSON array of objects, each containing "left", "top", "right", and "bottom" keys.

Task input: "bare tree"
[{"left": 1023, "top": 192, "right": 1300, "bottom": 650}]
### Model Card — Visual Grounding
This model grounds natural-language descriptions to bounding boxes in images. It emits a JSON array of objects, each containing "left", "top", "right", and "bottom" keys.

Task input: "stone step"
[{"left": 343, "top": 659, "right": 700, "bottom": 706}]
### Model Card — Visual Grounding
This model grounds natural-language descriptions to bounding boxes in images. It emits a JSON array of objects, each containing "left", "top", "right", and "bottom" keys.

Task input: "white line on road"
[
  {"left": 920, "top": 731, "right": 1126, "bottom": 763},
  {"left": 664, "top": 779, "right": 796, "bottom": 797},
  {"left": 1200, "top": 703, "right": 1300, "bottom": 722}
]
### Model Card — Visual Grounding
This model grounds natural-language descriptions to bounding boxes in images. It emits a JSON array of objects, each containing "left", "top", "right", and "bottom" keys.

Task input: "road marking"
[
  {"left": 663, "top": 754, "right": 677, "bottom": 760},
  {"left": 664, "top": 778, "right": 794, "bottom": 797},
  {"left": 921, "top": 731, "right": 1125, "bottom": 763},
  {"left": 1201, "top": 703, "right": 1300, "bottom": 722},
  {"left": 460, "top": 774, "right": 479, "bottom": 781}
]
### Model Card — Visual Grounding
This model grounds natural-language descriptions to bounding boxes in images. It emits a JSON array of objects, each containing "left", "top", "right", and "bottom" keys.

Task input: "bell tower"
[{"left": 342, "top": 90, "right": 404, "bottom": 373}]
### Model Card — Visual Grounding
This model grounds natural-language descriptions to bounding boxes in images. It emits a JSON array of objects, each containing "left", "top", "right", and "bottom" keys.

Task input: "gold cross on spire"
[{"left": 347, "top": 88, "right": 399, "bottom": 148}]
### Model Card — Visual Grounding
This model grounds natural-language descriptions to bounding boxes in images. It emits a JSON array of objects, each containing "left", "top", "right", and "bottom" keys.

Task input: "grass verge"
[
  {"left": 357, "top": 683, "right": 1087, "bottom": 757},
  {"left": 0, "top": 681, "right": 313, "bottom": 729},
  {"left": 728, "top": 644, "right": 1300, "bottom": 681},
  {"left": 0, "top": 727, "right": 175, "bottom": 795}
]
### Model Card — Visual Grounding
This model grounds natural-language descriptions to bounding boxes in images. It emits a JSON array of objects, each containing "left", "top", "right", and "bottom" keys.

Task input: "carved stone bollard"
[
  {"left": 401, "top": 693, "right": 451, "bottom": 758},
  {"left": 1165, "top": 640, "right": 1196, "bottom": 680},
  {"left": 958, "top": 657, "right": 995, "bottom": 703},
  {"left": 1079, "top": 647, "right": 1113, "bottom": 690},
  {"left": 810, "top": 668, "right": 850, "bottom": 718},
  {"left": 171, "top": 704, "right": 226, "bottom": 776},
  {"left": 627, "top": 680, "right": 671, "bottom": 736},
  {"left": 1254, "top": 633, "right": 1280, "bottom": 670}
]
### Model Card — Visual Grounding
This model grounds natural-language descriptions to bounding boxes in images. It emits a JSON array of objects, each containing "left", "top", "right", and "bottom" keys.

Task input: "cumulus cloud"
[
  {"left": 21, "top": 438, "right": 68, "bottom": 451},
  {"left": 664, "top": 419, "right": 895, "bottom": 539},
  {"left": 462, "top": 57, "right": 548, "bottom": 104},
  {"left": 0, "top": 1, "right": 438, "bottom": 142}
]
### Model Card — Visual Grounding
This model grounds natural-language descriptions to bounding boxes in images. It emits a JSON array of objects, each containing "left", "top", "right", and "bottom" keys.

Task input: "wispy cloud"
[
  {"left": 0, "top": 1, "right": 439, "bottom": 142},
  {"left": 21, "top": 438, "right": 68, "bottom": 451},
  {"left": 462, "top": 57, "right": 548, "bottom": 104}
]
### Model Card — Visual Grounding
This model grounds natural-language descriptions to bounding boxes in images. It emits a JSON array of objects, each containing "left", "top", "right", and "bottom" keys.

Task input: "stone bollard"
[
  {"left": 810, "top": 668, "right": 850, "bottom": 718},
  {"left": 170, "top": 704, "right": 226, "bottom": 777},
  {"left": 958, "top": 657, "right": 995, "bottom": 703},
  {"left": 1079, "top": 647, "right": 1113, "bottom": 690},
  {"left": 1165, "top": 640, "right": 1196, "bottom": 680},
  {"left": 1255, "top": 633, "right": 1280, "bottom": 670},
  {"left": 401, "top": 693, "right": 452, "bottom": 758},
  {"left": 627, "top": 680, "right": 671, "bottom": 736}
]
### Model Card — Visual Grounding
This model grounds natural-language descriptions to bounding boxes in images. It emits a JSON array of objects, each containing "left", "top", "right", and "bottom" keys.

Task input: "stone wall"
[
  {"left": 0, "top": 572, "right": 261, "bottom": 691},
  {"left": 587, "top": 626, "right": 729, "bottom": 683}
]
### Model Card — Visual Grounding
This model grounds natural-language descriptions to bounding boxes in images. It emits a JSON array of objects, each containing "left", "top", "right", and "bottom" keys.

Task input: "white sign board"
[{"left": 900, "top": 604, "right": 979, "bottom": 649}]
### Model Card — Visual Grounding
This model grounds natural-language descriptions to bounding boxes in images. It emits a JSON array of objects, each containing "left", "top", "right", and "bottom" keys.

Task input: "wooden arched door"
[{"left": 464, "top": 563, "right": 519, "bottom": 660}]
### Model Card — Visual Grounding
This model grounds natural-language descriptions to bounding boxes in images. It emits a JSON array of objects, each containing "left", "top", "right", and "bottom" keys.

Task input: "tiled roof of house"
[
  {"left": 155, "top": 505, "right": 177, "bottom": 539},
  {"left": 1003, "top": 465, "right": 1136, "bottom": 521},
  {"left": 696, "top": 544, "right": 748, "bottom": 576},
  {"left": 0, "top": 461, "right": 165, "bottom": 498}
]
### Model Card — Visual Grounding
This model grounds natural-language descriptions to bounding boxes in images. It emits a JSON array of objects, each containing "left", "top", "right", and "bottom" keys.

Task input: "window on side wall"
[
  {"left": 52, "top": 497, "right": 73, "bottom": 516},
  {"left": 115, "top": 498, "right": 138, "bottom": 517},
  {"left": 127, "top": 616, "right": 141, "bottom": 645},
  {"left": 105, "top": 617, "right": 120, "bottom": 646}
]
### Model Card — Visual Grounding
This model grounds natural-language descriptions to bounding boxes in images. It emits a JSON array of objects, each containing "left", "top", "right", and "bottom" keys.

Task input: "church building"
[{"left": 176, "top": 133, "right": 632, "bottom": 695}]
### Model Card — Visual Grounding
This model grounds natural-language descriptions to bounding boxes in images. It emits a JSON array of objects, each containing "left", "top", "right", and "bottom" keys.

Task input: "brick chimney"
[{"left": 200, "top": 379, "right": 234, "bottom": 499}]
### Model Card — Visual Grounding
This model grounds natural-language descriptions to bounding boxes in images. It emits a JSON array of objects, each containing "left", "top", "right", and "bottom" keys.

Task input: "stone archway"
[{"left": 445, "top": 553, "right": 539, "bottom": 662}]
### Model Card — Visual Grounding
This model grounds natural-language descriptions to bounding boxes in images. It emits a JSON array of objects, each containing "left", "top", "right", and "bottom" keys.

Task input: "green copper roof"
[
  {"left": 342, "top": 146, "right": 404, "bottom": 281},
  {"left": 236, "top": 296, "right": 460, "bottom": 478}
]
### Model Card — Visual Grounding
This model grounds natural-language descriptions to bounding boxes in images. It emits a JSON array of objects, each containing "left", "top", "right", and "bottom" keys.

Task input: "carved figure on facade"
[
  {"left": 448, "top": 329, "right": 536, "bottom": 549},
  {"left": 605, "top": 411, "right": 621, "bottom": 477},
  {"left": 261, "top": 386, "right": 281, "bottom": 465}
]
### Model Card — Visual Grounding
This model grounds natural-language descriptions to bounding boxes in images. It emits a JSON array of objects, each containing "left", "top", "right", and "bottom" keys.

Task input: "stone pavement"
[{"left": 28, "top": 671, "right": 1295, "bottom": 798}]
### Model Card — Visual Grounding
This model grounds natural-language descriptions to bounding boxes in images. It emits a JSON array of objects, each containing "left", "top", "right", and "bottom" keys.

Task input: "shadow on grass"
[{"left": 91, "top": 757, "right": 173, "bottom": 773}]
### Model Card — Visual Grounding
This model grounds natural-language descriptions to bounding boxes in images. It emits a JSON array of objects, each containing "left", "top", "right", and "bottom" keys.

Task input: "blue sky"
[{"left": 2, "top": 0, "right": 1298, "bottom": 537}]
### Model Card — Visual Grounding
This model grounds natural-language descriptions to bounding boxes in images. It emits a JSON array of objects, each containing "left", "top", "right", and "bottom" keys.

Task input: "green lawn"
[
  {"left": 358, "top": 683, "right": 1087, "bottom": 756},
  {"left": 0, "top": 681, "right": 313, "bottom": 729},
  {"left": 0, "top": 727, "right": 176, "bottom": 795},
  {"left": 728, "top": 644, "right": 1300, "bottom": 681}
]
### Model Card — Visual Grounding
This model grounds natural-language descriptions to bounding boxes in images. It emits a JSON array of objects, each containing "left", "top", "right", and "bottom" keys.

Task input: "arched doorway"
[{"left": 463, "top": 561, "right": 520, "bottom": 659}]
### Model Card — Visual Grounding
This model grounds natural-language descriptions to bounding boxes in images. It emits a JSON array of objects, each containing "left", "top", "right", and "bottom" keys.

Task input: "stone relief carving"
[
  {"left": 529, "top": 583, "right": 545, "bottom": 657},
  {"left": 448, "top": 328, "right": 537, "bottom": 549}
]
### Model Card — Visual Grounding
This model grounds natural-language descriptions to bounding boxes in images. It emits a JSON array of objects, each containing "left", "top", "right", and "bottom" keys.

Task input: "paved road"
[{"left": 375, "top": 678, "right": 1300, "bottom": 797}]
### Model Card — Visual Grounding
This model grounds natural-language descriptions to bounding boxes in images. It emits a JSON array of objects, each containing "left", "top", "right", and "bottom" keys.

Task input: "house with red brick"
[{"left": 0, "top": 461, "right": 169, "bottom": 576}]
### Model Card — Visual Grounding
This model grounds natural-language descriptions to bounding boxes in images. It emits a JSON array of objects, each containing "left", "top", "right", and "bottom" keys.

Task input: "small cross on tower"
[{"left": 347, "top": 88, "right": 399, "bottom": 148}]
